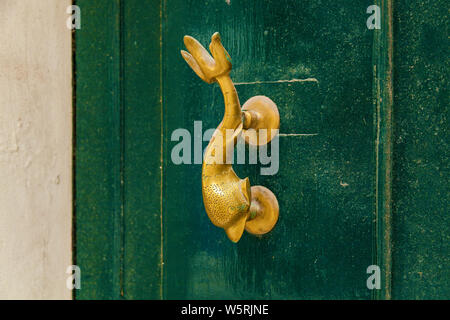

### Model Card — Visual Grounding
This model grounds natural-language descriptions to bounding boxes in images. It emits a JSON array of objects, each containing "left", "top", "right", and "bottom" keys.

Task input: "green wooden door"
[{"left": 75, "top": 0, "right": 449, "bottom": 299}]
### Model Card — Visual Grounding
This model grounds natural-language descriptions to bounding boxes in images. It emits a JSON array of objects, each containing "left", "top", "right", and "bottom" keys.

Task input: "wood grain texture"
[
  {"left": 372, "top": 0, "right": 394, "bottom": 300},
  {"left": 0, "top": 0, "right": 72, "bottom": 299}
]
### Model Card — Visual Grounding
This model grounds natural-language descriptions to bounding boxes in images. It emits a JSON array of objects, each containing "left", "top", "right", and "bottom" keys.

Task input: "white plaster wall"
[{"left": 0, "top": 0, "right": 72, "bottom": 299}]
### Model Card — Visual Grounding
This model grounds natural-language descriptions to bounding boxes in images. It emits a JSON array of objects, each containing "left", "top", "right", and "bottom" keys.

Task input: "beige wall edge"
[{"left": 0, "top": 0, "right": 72, "bottom": 299}]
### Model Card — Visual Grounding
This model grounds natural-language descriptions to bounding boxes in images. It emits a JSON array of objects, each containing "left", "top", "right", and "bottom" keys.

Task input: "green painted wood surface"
[
  {"left": 391, "top": 0, "right": 449, "bottom": 299},
  {"left": 75, "top": 0, "right": 162, "bottom": 299},
  {"left": 75, "top": 0, "right": 448, "bottom": 299},
  {"left": 372, "top": 0, "right": 394, "bottom": 300},
  {"left": 75, "top": 0, "right": 123, "bottom": 299},
  {"left": 162, "top": 0, "right": 375, "bottom": 299}
]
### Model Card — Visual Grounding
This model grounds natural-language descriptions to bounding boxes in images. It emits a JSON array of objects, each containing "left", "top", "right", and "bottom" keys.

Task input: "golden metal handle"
[{"left": 181, "top": 32, "right": 279, "bottom": 243}]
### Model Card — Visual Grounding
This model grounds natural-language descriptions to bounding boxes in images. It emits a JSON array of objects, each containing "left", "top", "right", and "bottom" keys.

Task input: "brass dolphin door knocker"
[{"left": 181, "top": 32, "right": 280, "bottom": 242}]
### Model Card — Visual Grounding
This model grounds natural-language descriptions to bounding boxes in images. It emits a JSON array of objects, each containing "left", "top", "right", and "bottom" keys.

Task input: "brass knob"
[{"left": 181, "top": 32, "right": 279, "bottom": 243}]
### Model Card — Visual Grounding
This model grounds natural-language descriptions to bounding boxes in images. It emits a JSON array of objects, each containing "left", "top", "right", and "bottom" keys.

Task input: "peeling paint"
[
  {"left": 278, "top": 133, "right": 318, "bottom": 137},
  {"left": 234, "top": 78, "right": 319, "bottom": 85}
]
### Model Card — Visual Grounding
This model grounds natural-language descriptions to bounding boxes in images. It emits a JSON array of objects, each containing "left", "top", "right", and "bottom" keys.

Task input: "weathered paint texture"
[
  {"left": 392, "top": 0, "right": 449, "bottom": 299},
  {"left": 75, "top": 0, "right": 162, "bottom": 299},
  {"left": 0, "top": 0, "right": 72, "bottom": 299},
  {"left": 162, "top": 0, "right": 376, "bottom": 300}
]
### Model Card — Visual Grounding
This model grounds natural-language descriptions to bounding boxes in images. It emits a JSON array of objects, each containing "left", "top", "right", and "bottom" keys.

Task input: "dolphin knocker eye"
[{"left": 181, "top": 32, "right": 280, "bottom": 243}]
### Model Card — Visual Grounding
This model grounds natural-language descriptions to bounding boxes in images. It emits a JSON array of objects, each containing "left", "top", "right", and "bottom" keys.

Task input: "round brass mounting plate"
[
  {"left": 242, "top": 96, "right": 280, "bottom": 146},
  {"left": 245, "top": 185, "right": 279, "bottom": 235}
]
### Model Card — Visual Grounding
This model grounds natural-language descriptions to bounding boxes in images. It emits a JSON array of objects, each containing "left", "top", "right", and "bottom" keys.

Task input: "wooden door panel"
[{"left": 162, "top": 0, "right": 374, "bottom": 299}]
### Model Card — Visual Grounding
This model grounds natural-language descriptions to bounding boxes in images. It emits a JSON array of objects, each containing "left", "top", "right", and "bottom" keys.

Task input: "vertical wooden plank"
[
  {"left": 392, "top": 0, "right": 449, "bottom": 299},
  {"left": 0, "top": 0, "right": 72, "bottom": 299},
  {"left": 372, "top": 0, "right": 394, "bottom": 300},
  {"left": 76, "top": 0, "right": 163, "bottom": 299},
  {"left": 75, "top": 0, "right": 123, "bottom": 299},
  {"left": 122, "top": 0, "right": 162, "bottom": 299},
  {"left": 162, "top": 0, "right": 376, "bottom": 299}
]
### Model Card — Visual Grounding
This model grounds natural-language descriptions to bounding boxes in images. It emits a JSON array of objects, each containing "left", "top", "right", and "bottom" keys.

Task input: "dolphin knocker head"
[
  {"left": 181, "top": 32, "right": 232, "bottom": 84},
  {"left": 202, "top": 175, "right": 252, "bottom": 243},
  {"left": 223, "top": 177, "right": 252, "bottom": 242}
]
